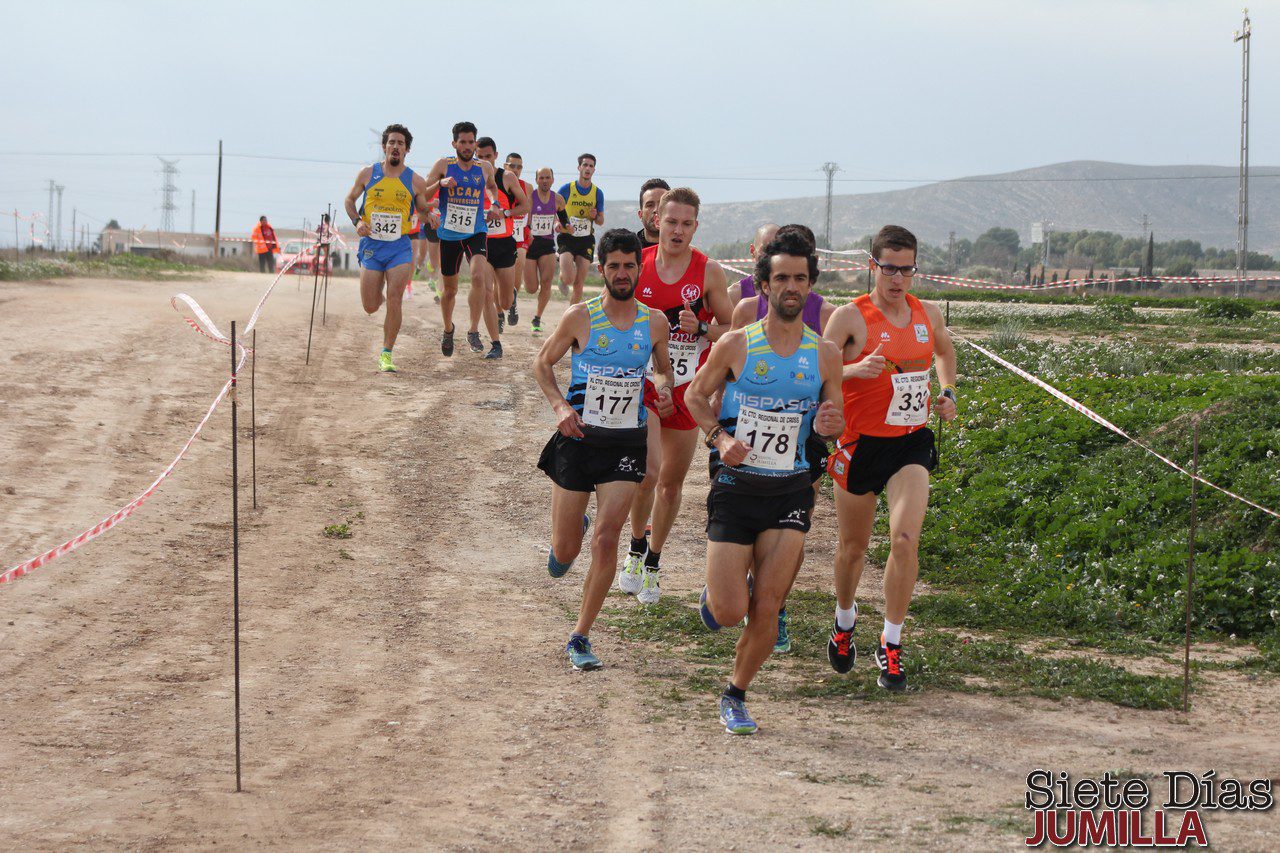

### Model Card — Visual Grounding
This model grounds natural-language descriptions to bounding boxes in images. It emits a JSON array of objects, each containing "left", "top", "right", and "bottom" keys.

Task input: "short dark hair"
[
  {"left": 506, "top": 152, "right": 522, "bottom": 161},
  {"left": 597, "top": 228, "right": 643, "bottom": 267},
  {"left": 639, "top": 178, "right": 670, "bottom": 205},
  {"left": 476, "top": 136, "right": 497, "bottom": 151},
  {"left": 452, "top": 121, "right": 478, "bottom": 141},
  {"left": 776, "top": 223, "right": 816, "bottom": 252},
  {"left": 259, "top": 215, "right": 267, "bottom": 222},
  {"left": 382, "top": 123, "right": 412, "bottom": 150},
  {"left": 577, "top": 153, "right": 596, "bottom": 166},
  {"left": 754, "top": 231, "right": 820, "bottom": 286},
  {"left": 871, "top": 225, "right": 917, "bottom": 260}
]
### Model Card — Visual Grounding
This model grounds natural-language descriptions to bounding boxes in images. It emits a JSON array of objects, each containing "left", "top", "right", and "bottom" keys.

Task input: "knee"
[
  {"left": 656, "top": 475, "right": 683, "bottom": 500},
  {"left": 361, "top": 295, "right": 381, "bottom": 314},
  {"left": 591, "top": 526, "right": 621, "bottom": 555},
  {"left": 837, "top": 538, "right": 867, "bottom": 564},
  {"left": 552, "top": 536, "right": 582, "bottom": 565},
  {"left": 710, "top": 596, "right": 748, "bottom": 628},
  {"left": 890, "top": 529, "right": 919, "bottom": 557},
  {"left": 441, "top": 279, "right": 458, "bottom": 296}
]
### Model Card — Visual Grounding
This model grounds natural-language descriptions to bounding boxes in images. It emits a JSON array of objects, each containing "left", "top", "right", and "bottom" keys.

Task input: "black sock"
[
  {"left": 723, "top": 683, "right": 746, "bottom": 702},
  {"left": 644, "top": 550, "right": 661, "bottom": 570},
  {"left": 629, "top": 536, "right": 648, "bottom": 555}
]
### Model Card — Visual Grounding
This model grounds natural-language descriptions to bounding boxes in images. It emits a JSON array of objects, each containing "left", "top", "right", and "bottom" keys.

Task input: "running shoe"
[
  {"left": 558, "top": 279, "right": 568, "bottom": 297},
  {"left": 484, "top": 341, "right": 503, "bottom": 360},
  {"left": 699, "top": 586, "right": 721, "bottom": 631},
  {"left": 441, "top": 327, "right": 455, "bottom": 357},
  {"left": 718, "top": 695, "right": 758, "bottom": 735},
  {"left": 618, "top": 551, "right": 644, "bottom": 595},
  {"left": 637, "top": 568, "right": 661, "bottom": 604},
  {"left": 467, "top": 331, "right": 483, "bottom": 353},
  {"left": 774, "top": 609, "right": 792, "bottom": 654},
  {"left": 378, "top": 351, "right": 397, "bottom": 373},
  {"left": 566, "top": 635, "right": 602, "bottom": 671},
  {"left": 827, "top": 620, "right": 857, "bottom": 674},
  {"left": 875, "top": 634, "right": 907, "bottom": 692},
  {"left": 531, "top": 316, "right": 542, "bottom": 335},
  {"left": 498, "top": 311, "right": 505, "bottom": 334},
  {"left": 508, "top": 300, "right": 519, "bottom": 326}
]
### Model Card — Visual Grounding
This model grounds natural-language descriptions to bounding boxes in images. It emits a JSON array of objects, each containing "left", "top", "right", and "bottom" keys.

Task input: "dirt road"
[{"left": 2, "top": 272, "right": 1276, "bottom": 850}]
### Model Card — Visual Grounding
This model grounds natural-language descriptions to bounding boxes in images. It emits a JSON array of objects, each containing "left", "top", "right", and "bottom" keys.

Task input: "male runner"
[
  {"left": 475, "top": 137, "right": 530, "bottom": 345},
  {"left": 728, "top": 223, "right": 835, "bottom": 654},
  {"left": 343, "top": 123, "right": 443, "bottom": 373},
  {"left": 423, "top": 121, "right": 505, "bottom": 359},
  {"left": 533, "top": 229, "right": 675, "bottom": 670},
  {"left": 686, "top": 230, "right": 845, "bottom": 734},
  {"left": 524, "top": 166, "right": 571, "bottom": 334},
  {"left": 635, "top": 178, "right": 669, "bottom": 250},
  {"left": 557, "top": 153, "right": 605, "bottom": 304},
  {"left": 727, "top": 222, "right": 779, "bottom": 306},
  {"left": 617, "top": 187, "right": 732, "bottom": 603},
  {"left": 504, "top": 151, "right": 532, "bottom": 327},
  {"left": 822, "top": 225, "right": 957, "bottom": 691}
]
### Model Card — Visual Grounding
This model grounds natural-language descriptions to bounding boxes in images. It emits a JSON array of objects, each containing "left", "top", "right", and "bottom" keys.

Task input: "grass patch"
[
  {"left": 806, "top": 817, "right": 852, "bottom": 838},
  {"left": 0, "top": 252, "right": 203, "bottom": 281},
  {"left": 323, "top": 522, "right": 352, "bottom": 539}
]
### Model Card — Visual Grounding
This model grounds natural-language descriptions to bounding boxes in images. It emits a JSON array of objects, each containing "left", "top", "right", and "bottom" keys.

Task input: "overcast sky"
[{"left": 1, "top": 0, "right": 1275, "bottom": 244}]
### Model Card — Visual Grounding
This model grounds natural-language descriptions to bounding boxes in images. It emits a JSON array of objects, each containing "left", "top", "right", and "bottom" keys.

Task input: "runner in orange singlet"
[{"left": 821, "top": 225, "right": 957, "bottom": 692}]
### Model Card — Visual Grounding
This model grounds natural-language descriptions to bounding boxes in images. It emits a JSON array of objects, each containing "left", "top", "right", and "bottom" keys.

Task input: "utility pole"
[
  {"left": 1141, "top": 213, "right": 1149, "bottom": 243},
  {"left": 55, "top": 184, "right": 65, "bottom": 252},
  {"left": 1234, "top": 9, "right": 1252, "bottom": 295},
  {"left": 158, "top": 157, "right": 180, "bottom": 234},
  {"left": 214, "top": 140, "right": 223, "bottom": 258},
  {"left": 46, "top": 180, "right": 55, "bottom": 250},
  {"left": 1042, "top": 221, "right": 1052, "bottom": 272},
  {"left": 947, "top": 231, "right": 956, "bottom": 274},
  {"left": 71, "top": 208, "right": 76, "bottom": 254},
  {"left": 190, "top": 190, "right": 196, "bottom": 233},
  {"left": 821, "top": 161, "right": 840, "bottom": 249}
]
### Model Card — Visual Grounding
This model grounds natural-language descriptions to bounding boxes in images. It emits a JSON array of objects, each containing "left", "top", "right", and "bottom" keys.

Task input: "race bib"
[
  {"left": 487, "top": 211, "right": 508, "bottom": 236},
  {"left": 736, "top": 406, "right": 801, "bottom": 472},
  {"left": 369, "top": 211, "right": 401, "bottom": 241},
  {"left": 530, "top": 214, "right": 555, "bottom": 237},
  {"left": 443, "top": 203, "right": 477, "bottom": 233},
  {"left": 513, "top": 218, "right": 527, "bottom": 242},
  {"left": 583, "top": 375, "right": 642, "bottom": 429},
  {"left": 667, "top": 337, "right": 707, "bottom": 386},
  {"left": 885, "top": 370, "right": 931, "bottom": 427},
  {"left": 569, "top": 217, "right": 592, "bottom": 238}
]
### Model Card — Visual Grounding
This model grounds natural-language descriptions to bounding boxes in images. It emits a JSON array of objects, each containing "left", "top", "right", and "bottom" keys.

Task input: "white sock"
[
  {"left": 883, "top": 618, "right": 903, "bottom": 646},
  {"left": 835, "top": 602, "right": 858, "bottom": 632}
]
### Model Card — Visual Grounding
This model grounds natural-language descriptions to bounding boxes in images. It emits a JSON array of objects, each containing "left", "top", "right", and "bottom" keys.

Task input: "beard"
[
  {"left": 772, "top": 295, "right": 803, "bottom": 320},
  {"left": 605, "top": 279, "right": 636, "bottom": 301},
  {"left": 389, "top": 154, "right": 401, "bottom": 166}
]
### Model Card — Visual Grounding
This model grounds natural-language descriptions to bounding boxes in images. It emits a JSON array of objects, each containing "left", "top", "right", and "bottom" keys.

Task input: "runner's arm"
[
  {"left": 730, "top": 297, "right": 756, "bottom": 331},
  {"left": 344, "top": 167, "right": 373, "bottom": 236},
  {"left": 813, "top": 340, "right": 846, "bottom": 440},
  {"left": 411, "top": 173, "right": 445, "bottom": 217},
  {"left": 482, "top": 162, "right": 503, "bottom": 225},
  {"left": 700, "top": 260, "right": 734, "bottom": 341},
  {"left": 506, "top": 173, "right": 530, "bottom": 217},
  {"left": 817, "top": 299, "right": 838, "bottom": 335},
  {"left": 925, "top": 301, "right": 958, "bottom": 420},
  {"left": 649, "top": 311, "right": 674, "bottom": 393},
  {"left": 686, "top": 331, "right": 750, "bottom": 465},
  {"left": 726, "top": 279, "right": 743, "bottom": 307}
]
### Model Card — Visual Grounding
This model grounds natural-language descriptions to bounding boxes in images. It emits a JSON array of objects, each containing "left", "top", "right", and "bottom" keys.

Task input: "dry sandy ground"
[{"left": 1, "top": 271, "right": 1277, "bottom": 851}]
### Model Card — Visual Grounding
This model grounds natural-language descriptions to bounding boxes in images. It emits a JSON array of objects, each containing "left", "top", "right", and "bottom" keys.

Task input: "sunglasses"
[{"left": 872, "top": 259, "right": 918, "bottom": 278}]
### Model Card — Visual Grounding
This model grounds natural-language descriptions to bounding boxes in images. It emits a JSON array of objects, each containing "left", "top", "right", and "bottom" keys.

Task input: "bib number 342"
[
  {"left": 885, "top": 370, "right": 931, "bottom": 427},
  {"left": 369, "top": 212, "right": 401, "bottom": 241}
]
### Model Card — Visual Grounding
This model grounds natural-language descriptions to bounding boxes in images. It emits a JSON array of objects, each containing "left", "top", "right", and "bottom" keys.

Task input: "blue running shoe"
[
  {"left": 699, "top": 586, "right": 722, "bottom": 631},
  {"left": 546, "top": 515, "right": 591, "bottom": 578},
  {"left": 718, "top": 695, "right": 758, "bottom": 735},
  {"left": 566, "top": 634, "right": 602, "bottom": 671},
  {"left": 774, "top": 608, "right": 792, "bottom": 654}
]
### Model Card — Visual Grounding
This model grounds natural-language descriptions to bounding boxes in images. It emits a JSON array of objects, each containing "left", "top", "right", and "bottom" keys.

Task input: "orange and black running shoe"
[
  {"left": 826, "top": 621, "right": 856, "bottom": 673},
  {"left": 875, "top": 634, "right": 907, "bottom": 692}
]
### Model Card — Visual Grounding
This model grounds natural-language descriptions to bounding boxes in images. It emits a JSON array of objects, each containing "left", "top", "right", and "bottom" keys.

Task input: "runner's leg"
[
  {"left": 550, "top": 483, "right": 592, "bottom": 567},
  {"left": 882, "top": 465, "right": 930, "bottom": 624},
  {"left": 536, "top": 253, "right": 555, "bottom": 318},
  {"left": 558, "top": 250, "right": 575, "bottom": 300},
  {"left": 469, "top": 257, "right": 493, "bottom": 334},
  {"left": 732, "top": 528, "right": 805, "bottom": 689},
  {"left": 571, "top": 255, "right": 589, "bottom": 304},
  {"left": 833, "top": 485, "right": 878, "bottom": 610},
  {"left": 648, "top": 426, "right": 700, "bottom": 555},
  {"left": 573, "top": 480, "right": 638, "bottom": 636},
  {"left": 629, "top": 416, "right": 662, "bottom": 540},
  {"left": 360, "top": 268, "right": 387, "bottom": 314},
  {"left": 381, "top": 263, "right": 412, "bottom": 350},
  {"left": 440, "top": 273, "right": 459, "bottom": 331}
]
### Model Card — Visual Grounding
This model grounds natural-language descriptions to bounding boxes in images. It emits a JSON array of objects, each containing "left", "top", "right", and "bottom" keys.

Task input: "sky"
[{"left": 1, "top": 0, "right": 1275, "bottom": 245}]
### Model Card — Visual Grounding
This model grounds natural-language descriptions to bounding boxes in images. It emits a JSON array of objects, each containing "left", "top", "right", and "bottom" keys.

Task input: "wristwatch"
[{"left": 696, "top": 320, "right": 710, "bottom": 338}]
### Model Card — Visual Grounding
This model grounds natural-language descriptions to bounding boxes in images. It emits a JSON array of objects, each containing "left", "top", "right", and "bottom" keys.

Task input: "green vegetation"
[
  {"left": 322, "top": 522, "right": 352, "bottom": 539},
  {"left": 0, "top": 252, "right": 203, "bottom": 281}
]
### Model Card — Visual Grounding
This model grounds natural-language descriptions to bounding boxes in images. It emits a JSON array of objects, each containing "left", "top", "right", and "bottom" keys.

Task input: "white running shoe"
[
  {"left": 637, "top": 568, "right": 661, "bottom": 604},
  {"left": 618, "top": 553, "right": 644, "bottom": 595}
]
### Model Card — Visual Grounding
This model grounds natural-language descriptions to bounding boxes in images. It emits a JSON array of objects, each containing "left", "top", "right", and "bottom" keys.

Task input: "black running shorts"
[
  {"left": 440, "top": 232, "right": 488, "bottom": 277},
  {"left": 423, "top": 224, "right": 440, "bottom": 243},
  {"left": 828, "top": 427, "right": 937, "bottom": 496},
  {"left": 706, "top": 484, "right": 815, "bottom": 545},
  {"left": 486, "top": 235, "right": 518, "bottom": 270},
  {"left": 556, "top": 233, "right": 595, "bottom": 262},
  {"left": 537, "top": 433, "right": 647, "bottom": 493},
  {"left": 527, "top": 236, "right": 557, "bottom": 261}
]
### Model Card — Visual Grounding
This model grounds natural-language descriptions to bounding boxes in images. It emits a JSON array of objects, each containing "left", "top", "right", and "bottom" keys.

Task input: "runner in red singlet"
[
  {"left": 617, "top": 187, "right": 732, "bottom": 603},
  {"left": 504, "top": 151, "right": 532, "bottom": 327},
  {"left": 821, "top": 225, "right": 957, "bottom": 692}
]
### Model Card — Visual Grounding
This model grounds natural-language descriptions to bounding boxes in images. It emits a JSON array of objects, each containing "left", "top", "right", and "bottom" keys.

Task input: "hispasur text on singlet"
[
  {"left": 839, "top": 293, "right": 935, "bottom": 443},
  {"left": 637, "top": 244, "right": 714, "bottom": 387},
  {"left": 437, "top": 157, "right": 486, "bottom": 240},
  {"left": 713, "top": 320, "right": 824, "bottom": 494},
  {"left": 566, "top": 296, "right": 653, "bottom": 446}
]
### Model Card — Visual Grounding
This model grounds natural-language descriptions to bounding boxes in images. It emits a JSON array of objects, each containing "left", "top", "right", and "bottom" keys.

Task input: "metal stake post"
[{"left": 230, "top": 321, "right": 243, "bottom": 792}]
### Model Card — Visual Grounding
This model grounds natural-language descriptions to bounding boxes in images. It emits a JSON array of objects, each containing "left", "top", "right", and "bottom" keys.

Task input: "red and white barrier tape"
[
  {"left": 2, "top": 254, "right": 301, "bottom": 587},
  {"left": 956, "top": 332, "right": 1280, "bottom": 520},
  {"left": 920, "top": 272, "right": 1280, "bottom": 291}
]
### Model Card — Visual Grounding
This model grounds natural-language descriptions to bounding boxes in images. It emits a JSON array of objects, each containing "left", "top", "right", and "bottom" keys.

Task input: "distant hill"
[{"left": 604, "top": 161, "right": 1280, "bottom": 253}]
